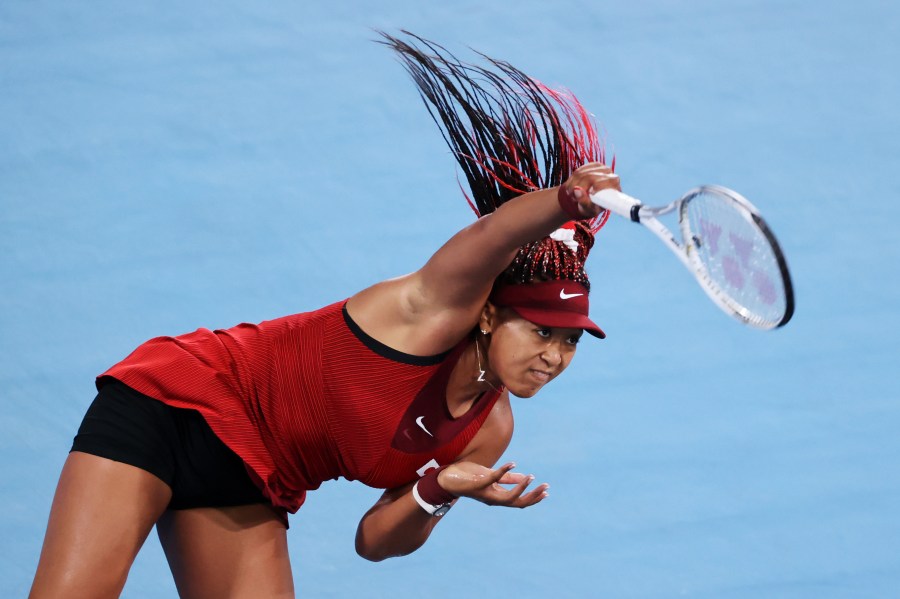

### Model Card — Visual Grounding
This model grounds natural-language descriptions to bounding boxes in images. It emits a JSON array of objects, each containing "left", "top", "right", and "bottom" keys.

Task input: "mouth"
[{"left": 528, "top": 369, "right": 553, "bottom": 384}]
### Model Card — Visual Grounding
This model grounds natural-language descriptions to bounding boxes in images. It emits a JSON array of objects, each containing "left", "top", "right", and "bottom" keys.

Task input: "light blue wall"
[{"left": 2, "top": 1, "right": 897, "bottom": 596}]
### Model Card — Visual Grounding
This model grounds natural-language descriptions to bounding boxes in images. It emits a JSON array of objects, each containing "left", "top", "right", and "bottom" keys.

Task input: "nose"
[{"left": 541, "top": 343, "right": 562, "bottom": 368}]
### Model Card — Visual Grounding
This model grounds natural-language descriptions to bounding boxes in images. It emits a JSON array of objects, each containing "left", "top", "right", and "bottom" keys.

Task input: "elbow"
[
  {"left": 357, "top": 548, "right": 389, "bottom": 563},
  {"left": 354, "top": 535, "right": 384, "bottom": 562},
  {"left": 355, "top": 527, "right": 422, "bottom": 562},
  {"left": 354, "top": 527, "right": 390, "bottom": 562},
  {"left": 355, "top": 538, "right": 407, "bottom": 562}
]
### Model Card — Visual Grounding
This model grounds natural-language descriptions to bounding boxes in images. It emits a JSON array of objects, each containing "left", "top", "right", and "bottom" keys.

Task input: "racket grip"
[{"left": 590, "top": 188, "right": 642, "bottom": 220}]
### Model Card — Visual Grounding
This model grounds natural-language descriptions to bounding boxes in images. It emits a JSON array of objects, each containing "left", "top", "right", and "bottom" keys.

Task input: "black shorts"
[{"left": 72, "top": 379, "right": 272, "bottom": 513}]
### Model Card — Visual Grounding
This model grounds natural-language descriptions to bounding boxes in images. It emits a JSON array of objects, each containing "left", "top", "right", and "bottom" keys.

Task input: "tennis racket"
[{"left": 591, "top": 185, "right": 794, "bottom": 329}]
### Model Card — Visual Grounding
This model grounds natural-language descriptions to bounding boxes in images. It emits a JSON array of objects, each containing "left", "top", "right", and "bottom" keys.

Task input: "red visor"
[{"left": 489, "top": 281, "right": 606, "bottom": 339}]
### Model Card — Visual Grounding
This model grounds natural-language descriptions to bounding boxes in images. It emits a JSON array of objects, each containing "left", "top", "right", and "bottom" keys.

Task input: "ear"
[{"left": 479, "top": 301, "right": 498, "bottom": 334}]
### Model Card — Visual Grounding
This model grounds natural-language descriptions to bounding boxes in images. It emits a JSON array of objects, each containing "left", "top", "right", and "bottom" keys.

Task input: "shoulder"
[{"left": 347, "top": 275, "right": 484, "bottom": 356}]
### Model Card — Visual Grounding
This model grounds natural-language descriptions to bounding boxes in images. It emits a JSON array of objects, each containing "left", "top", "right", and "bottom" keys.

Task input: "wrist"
[
  {"left": 412, "top": 466, "right": 456, "bottom": 516},
  {"left": 557, "top": 184, "right": 584, "bottom": 220}
]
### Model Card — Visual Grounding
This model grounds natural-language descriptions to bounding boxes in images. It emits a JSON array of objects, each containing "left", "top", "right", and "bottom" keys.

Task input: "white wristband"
[{"left": 412, "top": 481, "right": 451, "bottom": 517}]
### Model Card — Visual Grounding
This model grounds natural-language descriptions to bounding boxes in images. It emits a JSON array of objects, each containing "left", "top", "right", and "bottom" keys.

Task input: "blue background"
[{"left": 2, "top": 1, "right": 898, "bottom": 597}]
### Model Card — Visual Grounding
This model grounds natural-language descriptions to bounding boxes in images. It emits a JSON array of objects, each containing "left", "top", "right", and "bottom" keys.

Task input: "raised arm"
[
  {"left": 348, "top": 164, "right": 619, "bottom": 354},
  {"left": 347, "top": 33, "right": 618, "bottom": 354}
]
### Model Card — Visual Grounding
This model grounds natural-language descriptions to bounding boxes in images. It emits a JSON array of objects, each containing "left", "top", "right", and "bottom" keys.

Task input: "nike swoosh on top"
[
  {"left": 559, "top": 289, "right": 584, "bottom": 300},
  {"left": 415, "top": 416, "right": 434, "bottom": 437}
]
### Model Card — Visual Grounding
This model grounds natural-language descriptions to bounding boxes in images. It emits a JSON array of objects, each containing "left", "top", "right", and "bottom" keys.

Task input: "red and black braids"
[
  {"left": 498, "top": 220, "right": 596, "bottom": 289},
  {"left": 381, "top": 31, "right": 611, "bottom": 289}
]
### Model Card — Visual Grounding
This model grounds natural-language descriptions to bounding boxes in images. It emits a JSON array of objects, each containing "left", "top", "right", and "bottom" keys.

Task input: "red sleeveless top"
[{"left": 98, "top": 300, "right": 500, "bottom": 513}]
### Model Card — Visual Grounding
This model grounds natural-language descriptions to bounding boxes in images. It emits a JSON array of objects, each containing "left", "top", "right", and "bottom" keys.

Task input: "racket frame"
[{"left": 591, "top": 186, "right": 795, "bottom": 329}]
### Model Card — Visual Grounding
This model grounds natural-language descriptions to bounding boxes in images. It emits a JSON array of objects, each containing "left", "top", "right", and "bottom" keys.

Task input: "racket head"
[{"left": 677, "top": 185, "right": 795, "bottom": 329}]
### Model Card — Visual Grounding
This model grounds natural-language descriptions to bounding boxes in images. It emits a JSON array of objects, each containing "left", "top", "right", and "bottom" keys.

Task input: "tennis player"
[{"left": 30, "top": 33, "right": 621, "bottom": 598}]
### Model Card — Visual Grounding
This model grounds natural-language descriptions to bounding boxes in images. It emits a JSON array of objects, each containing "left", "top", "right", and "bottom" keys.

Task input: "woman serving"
[{"left": 30, "top": 32, "right": 621, "bottom": 598}]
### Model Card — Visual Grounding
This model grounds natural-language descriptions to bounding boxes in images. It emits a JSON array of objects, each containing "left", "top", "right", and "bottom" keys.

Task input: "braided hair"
[{"left": 380, "top": 31, "right": 611, "bottom": 290}]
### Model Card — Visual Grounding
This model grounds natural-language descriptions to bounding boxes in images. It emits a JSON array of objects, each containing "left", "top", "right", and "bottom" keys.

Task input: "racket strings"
[{"left": 683, "top": 192, "right": 788, "bottom": 327}]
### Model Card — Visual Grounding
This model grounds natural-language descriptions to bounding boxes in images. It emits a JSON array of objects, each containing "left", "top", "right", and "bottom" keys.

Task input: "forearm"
[
  {"left": 417, "top": 161, "right": 617, "bottom": 308},
  {"left": 479, "top": 186, "right": 572, "bottom": 254},
  {"left": 355, "top": 486, "right": 444, "bottom": 562},
  {"left": 428, "top": 187, "right": 568, "bottom": 276},
  {"left": 415, "top": 186, "right": 573, "bottom": 309}
]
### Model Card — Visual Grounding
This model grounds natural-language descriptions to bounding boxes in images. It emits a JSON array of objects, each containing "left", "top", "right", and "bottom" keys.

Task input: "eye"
[
  {"left": 567, "top": 335, "right": 582, "bottom": 346},
  {"left": 535, "top": 328, "right": 551, "bottom": 338}
]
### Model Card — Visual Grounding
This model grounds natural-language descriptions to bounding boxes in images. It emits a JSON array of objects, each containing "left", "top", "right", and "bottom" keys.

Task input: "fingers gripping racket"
[{"left": 592, "top": 186, "right": 795, "bottom": 329}]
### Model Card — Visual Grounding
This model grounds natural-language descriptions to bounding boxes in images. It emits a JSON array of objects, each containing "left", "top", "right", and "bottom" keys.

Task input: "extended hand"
[{"left": 438, "top": 462, "right": 549, "bottom": 508}]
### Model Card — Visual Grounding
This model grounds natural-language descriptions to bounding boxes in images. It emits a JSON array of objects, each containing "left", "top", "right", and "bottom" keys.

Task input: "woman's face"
[{"left": 482, "top": 306, "right": 583, "bottom": 398}]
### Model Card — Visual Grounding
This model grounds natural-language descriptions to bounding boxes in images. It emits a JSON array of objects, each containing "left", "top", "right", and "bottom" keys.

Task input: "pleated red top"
[{"left": 98, "top": 300, "right": 500, "bottom": 513}]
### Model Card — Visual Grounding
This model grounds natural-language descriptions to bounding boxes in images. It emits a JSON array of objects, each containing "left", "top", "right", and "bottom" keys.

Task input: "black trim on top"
[{"left": 342, "top": 303, "right": 452, "bottom": 366}]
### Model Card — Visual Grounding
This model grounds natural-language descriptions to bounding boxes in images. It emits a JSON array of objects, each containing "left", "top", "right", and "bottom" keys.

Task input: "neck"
[{"left": 445, "top": 338, "right": 502, "bottom": 418}]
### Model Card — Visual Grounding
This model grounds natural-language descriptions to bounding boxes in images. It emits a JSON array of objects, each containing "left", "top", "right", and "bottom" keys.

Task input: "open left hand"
[{"left": 438, "top": 461, "right": 549, "bottom": 508}]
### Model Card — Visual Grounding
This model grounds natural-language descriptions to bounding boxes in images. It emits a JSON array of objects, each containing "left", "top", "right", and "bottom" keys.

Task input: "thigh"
[
  {"left": 157, "top": 504, "right": 294, "bottom": 599},
  {"left": 30, "top": 451, "right": 173, "bottom": 599}
]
